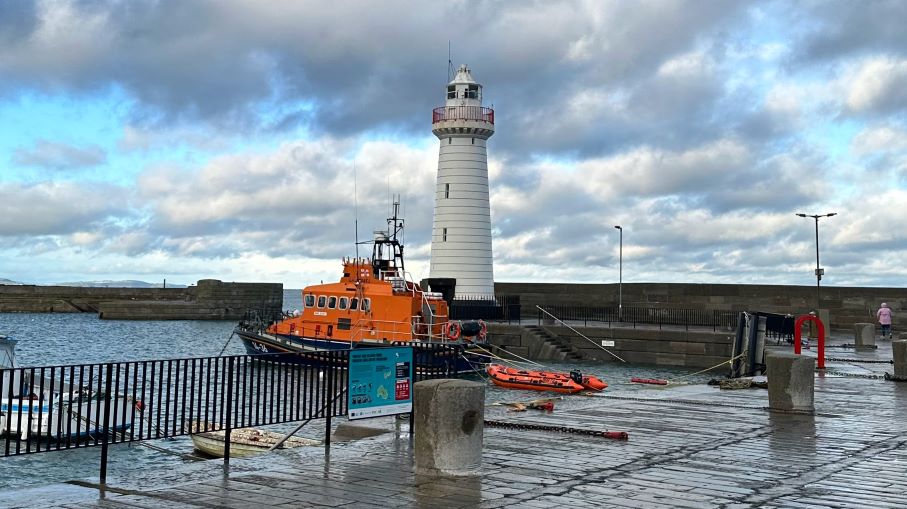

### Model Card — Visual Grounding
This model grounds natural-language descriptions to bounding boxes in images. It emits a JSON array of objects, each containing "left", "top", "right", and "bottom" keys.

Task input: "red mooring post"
[{"left": 794, "top": 314, "right": 826, "bottom": 369}]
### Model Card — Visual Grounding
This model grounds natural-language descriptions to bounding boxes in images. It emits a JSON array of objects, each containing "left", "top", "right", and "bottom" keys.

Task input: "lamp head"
[
  {"left": 614, "top": 225, "right": 622, "bottom": 230},
  {"left": 796, "top": 213, "right": 807, "bottom": 217},
  {"left": 826, "top": 212, "right": 837, "bottom": 217}
]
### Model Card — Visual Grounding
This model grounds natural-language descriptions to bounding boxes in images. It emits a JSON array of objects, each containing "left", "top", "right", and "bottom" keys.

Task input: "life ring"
[
  {"left": 446, "top": 322, "right": 461, "bottom": 341},
  {"left": 478, "top": 320, "right": 487, "bottom": 340}
]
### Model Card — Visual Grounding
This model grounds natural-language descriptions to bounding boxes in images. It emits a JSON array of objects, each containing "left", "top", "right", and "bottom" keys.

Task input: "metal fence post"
[
  {"left": 223, "top": 357, "right": 233, "bottom": 471},
  {"left": 325, "top": 353, "right": 335, "bottom": 449},
  {"left": 99, "top": 363, "right": 113, "bottom": 485}
]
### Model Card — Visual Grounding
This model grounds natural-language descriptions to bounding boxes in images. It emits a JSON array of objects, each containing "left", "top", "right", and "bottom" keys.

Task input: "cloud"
[
  {"left": 12, "top": 139, "right": 106, "bottom": 170},
  {"left": 0, "top": 180, "right": 128, "bottom": 236},
  {"left": 842, "top": 56, "right": 907, "bottom": 115}
]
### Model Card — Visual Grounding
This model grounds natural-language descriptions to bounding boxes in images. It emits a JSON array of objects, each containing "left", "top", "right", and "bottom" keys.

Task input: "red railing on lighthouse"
[{"left": 432, "top": 106, "right": 494, "bottom": 124}]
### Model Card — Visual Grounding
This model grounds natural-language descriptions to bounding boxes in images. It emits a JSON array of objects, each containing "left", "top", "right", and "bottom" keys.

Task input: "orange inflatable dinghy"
[{"left": 489, "top": 364, "right": 607, "bottom": 392}]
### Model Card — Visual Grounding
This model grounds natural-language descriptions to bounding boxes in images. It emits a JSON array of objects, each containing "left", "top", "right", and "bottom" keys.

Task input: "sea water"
[{"left": 0, "top": 290, "right": 715, "bottom": 491}]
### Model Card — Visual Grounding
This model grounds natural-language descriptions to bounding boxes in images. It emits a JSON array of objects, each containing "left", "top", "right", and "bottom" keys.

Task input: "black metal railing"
[
  {"left": 450, "top": 295, "right": 521, "bottom": 323},
  {"left": 537, "top": 305, "right": 739, "bottom": 331},
  {"left": 0, "top": 344, "right": 464, "bottom": 482}
]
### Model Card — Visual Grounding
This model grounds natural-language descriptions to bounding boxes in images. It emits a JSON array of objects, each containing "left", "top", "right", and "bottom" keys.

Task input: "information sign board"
[{"left": 348, "top": 347, "right": 413, "bottom": 420}]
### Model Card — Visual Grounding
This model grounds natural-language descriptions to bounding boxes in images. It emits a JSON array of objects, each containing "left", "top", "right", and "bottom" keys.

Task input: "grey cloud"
[
  {"left": 795, "top": 1, "right": 907, "bottom": 62},
  {"left": 0, "top": 0, "right": 748, "bottom": 155},
  {"left": 0, "top": 1, "right": 37, "bottom": 44},
  {"left": 0, "top": 181, "right": 128, "bottom": 236},
  {"left": 12, "top": 139, "right": 107, "bottom": 170}
]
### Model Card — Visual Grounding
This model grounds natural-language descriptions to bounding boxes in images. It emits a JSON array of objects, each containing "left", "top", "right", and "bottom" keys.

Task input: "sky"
[{"left": 1, "top": 0, "right": 906, "bottom": 289}]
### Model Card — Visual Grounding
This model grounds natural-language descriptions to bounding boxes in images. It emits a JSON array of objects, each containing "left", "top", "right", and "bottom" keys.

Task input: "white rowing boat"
[{"left": 186, "top": 420, "right": 320, "bottom": 458}]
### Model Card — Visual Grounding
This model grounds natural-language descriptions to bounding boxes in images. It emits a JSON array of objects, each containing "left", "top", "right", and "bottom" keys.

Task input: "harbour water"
[{"left": 0, "top": 290, "right": 714, "bottom": 491}]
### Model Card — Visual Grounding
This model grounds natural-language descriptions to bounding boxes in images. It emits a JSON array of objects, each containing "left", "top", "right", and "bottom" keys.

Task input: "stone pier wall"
[
  {"left": 0, "top": 280, "right": 282, "bottom": 320},
  {"left": 488, "top": 323, "right": 735, "bottom": 368},
  {"left": 495, "top": 282, "right": 907, "bottom": 330}
]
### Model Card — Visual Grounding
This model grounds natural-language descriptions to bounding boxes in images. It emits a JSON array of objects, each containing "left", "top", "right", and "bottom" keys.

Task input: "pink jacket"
[{"left": 878, "top": 307, "right": 892, "bottom": 325}]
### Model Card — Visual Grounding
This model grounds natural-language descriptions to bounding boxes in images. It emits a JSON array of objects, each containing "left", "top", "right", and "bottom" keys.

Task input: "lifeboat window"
[
  {"left": 339, "top": 297, "right": 349, "bottom": 310},
  {"left": 328, "top": 296, "right": 337, "bottom": 309},
  {"left": 304, "top": 294, "right": 315, "bottom": 308},
  {"left": 362, "top": 298, "right": 371, "bottom": 312},
  {"left": 350, "top": 298, "right": 359, "bottom": 310},
  {"left": 317, "top": 296, "right": 326, "bottom": 308}
]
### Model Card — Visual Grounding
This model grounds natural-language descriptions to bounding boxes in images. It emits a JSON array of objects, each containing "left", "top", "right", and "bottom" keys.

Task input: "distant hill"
[
  {"left": 0, "top": 278, "right": 24, "bottom": 285},
  {"left": 53, "top": 280, "right": 188, "bottom": 288}
]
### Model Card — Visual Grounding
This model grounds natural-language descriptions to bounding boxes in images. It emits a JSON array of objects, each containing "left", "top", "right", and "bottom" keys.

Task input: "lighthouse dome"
[{"left": 446, "top": 64, "right": 482, "bottom": 106}]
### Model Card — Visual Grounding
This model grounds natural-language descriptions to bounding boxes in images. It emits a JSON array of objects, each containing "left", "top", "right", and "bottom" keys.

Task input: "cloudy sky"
[{"left": 1, "top": 0, "right": 906, "bottom": 288}]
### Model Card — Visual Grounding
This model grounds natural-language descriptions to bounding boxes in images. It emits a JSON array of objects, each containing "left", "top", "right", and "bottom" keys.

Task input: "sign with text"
[{"left": 348, "top": 347, "right": 413, "bottom": 420}]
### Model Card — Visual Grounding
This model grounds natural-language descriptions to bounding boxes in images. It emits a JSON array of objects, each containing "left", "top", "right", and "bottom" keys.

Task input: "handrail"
[
  {"left": 536, "top": 306, "right": 626, "bottom": 363},
  {"left": 432, "top": 106, "right": 494, "bottom": 124}
]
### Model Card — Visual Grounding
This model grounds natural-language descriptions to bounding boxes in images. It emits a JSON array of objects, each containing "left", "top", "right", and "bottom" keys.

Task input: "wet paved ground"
[{"left": 9, "top": 335, "right": 907, "bottom": 508}]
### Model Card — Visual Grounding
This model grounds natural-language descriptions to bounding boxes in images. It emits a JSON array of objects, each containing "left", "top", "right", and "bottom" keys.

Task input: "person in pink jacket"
[{"left": 877, "top": 303, "right": 893, "bottom": 340}]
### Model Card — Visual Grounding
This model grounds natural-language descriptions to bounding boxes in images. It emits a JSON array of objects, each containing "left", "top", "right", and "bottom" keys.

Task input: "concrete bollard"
[
  {"left": 766, "top": 352, "right": 815, "bottom": 413},
  {"left": 893, "top": 340, "right": 907, "bottom": 379},
  {"left": 854, "top": 323, "right": 875, "bottom": 346},
  {"left": 414, "top": 379, "right": 484, "bottom": 476}
]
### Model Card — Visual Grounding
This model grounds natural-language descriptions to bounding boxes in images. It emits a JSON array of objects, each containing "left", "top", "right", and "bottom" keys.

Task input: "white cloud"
[{"left": 843, "top": 56, "right": 907, "bottom": 114}]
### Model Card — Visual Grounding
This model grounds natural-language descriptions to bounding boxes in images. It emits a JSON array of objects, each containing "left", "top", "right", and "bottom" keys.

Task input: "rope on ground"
[
  {"left": 668, "top": 352, "right": 746, "bottom": 383},
  {"left": 536, "top": 306, "right": 627, "bottom": 363},
  {"left": 484, "top": 419, "right": 628, "bottom": 440}
]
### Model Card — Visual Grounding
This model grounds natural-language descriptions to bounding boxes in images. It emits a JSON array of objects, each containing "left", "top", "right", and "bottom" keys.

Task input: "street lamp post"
[
  {"left": 796, "top": 212, "right": 836, "bottom": 310},
  {"left": 614, "top": 225, "right": 622, "bottom": 321}
]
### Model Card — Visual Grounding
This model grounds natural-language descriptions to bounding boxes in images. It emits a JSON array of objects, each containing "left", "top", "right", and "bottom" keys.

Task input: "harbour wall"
[
  {"left": 488, "top": 323, "right": 734, "bottom": 369},
  {"left": 0, "top": 279, "right": 282, "bottom": 320},
  {"left": 494, "top": 282, "right": 907, "bottom": 330}
]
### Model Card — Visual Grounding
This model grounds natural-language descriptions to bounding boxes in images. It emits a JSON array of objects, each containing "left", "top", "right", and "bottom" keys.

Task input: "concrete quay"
[{"left": 13, "top": 337, "right": 907, "bottom": 509}]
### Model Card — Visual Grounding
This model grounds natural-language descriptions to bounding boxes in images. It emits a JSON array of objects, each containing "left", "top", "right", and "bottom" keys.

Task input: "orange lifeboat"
[
  {"left": 489, "top": 364, "right": 607, "bottom": 392},
  {"left": 487, "top": 364, "right": 584, "bottom": 394}
]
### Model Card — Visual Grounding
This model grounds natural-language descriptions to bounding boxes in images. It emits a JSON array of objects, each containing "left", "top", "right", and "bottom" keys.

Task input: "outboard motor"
[{"left": 569, "top": 370, "right": 583, "bottom": 384}]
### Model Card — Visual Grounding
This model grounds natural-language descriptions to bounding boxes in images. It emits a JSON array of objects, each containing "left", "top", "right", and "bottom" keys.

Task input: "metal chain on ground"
[
  {"left": 821, "top": 369, "right": 886, "bottom": 380},
  {"left": 484, "top": 419, "right": 628, "bottom": 440},
  {"left": 824, "top": 357, "right": 893, "bottom": 364}
]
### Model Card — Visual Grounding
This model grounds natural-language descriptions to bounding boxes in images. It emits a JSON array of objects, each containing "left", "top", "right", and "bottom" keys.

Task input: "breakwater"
[
  {"left": 489, "top": 323, "right": 733, "bottom": 368},
  {"left": 0, "top": 279, "right": 282, "bottom": 320},
  {"left": 495, "top": 282, "right": 907, "bottom": 329}
]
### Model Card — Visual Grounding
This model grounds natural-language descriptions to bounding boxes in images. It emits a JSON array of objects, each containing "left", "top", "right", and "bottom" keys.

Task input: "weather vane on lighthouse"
[{"left": 428, "top": 64, "right": 495, "bottom": 300}]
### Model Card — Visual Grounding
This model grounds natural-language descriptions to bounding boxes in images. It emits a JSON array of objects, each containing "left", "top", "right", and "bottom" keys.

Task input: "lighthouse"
[{"left": 429, "top": 65, "right": 495, "bottom": 300}]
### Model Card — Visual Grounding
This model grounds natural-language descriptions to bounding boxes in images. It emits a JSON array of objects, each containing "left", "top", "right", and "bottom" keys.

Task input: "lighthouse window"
[
  {"left": 304, "top": 294, "right": 315, "bottom": 308},
  {"left": 443, "top": 228, "right": 448, "bottom": 242},
  {"left": 350, "top": 297, "right": 359, "bottom": 310},
  {"left": 471, "top": 138, "right": 474, "bottom": 145},
  {"left": 328, "top": 296, "right": 337, "bottom": 309},
  {"left": 445, "top": 183, "right": 450, "bottom": 198},
  {"left": 447, "top": 85, "right": 456, "bottom": 99},
  {"left": 339, "top": 297, "right": 349, "bottom": 310},
  {"left": 448, "top": 138, "right": 452, "bottom": 145},
  {"left": 317, "top": 296, "right": 326, "bottom": 308}
]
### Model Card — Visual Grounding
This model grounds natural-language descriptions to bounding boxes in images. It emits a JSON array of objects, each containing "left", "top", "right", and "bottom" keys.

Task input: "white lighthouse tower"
[{"left": 429, "top": 64, "right": 495, "bottom": 299}]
